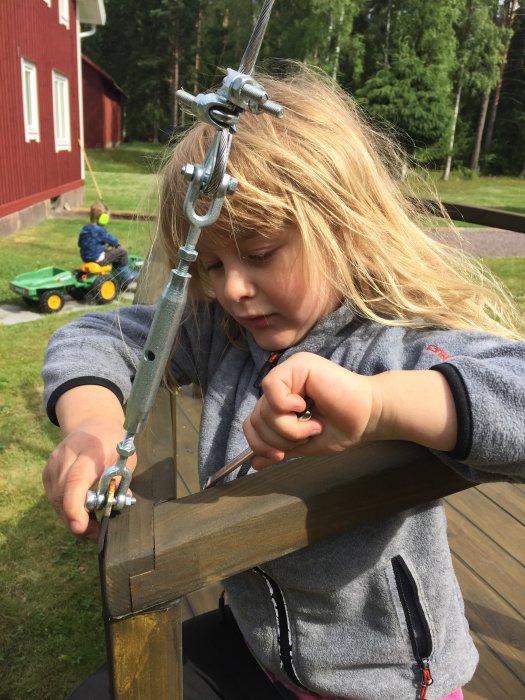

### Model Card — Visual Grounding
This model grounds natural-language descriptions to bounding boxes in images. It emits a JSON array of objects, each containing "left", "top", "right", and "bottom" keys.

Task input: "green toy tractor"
[{"left": 9, "top": 255, "right": 143, "bottom": 313}]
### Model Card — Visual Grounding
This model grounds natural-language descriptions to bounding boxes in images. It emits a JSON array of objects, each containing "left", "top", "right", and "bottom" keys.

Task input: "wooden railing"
[
  {"left": 426, "top": 200, "right": 525, "bottom": 234},
  {"left": 99, "top": 202, "right": 524, "bottom": 698},
  {"left": 101, "top": 401, "right": 471, "bottom": 698}
]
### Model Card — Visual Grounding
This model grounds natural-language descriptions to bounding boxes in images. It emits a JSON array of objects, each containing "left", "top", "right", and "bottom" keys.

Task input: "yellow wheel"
[
  {"left": 100, "top": 279, "right": 117, "bottom": 301},
  {"left": 87, "top": 274, "right": 118, "bottom": 304},
  {"left": 39, "top": 290, "right": 65, "bottom": 313}
]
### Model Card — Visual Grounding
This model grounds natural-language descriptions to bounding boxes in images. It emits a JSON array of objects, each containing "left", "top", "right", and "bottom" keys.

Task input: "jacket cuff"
[
  {"left": 431, "top": 363, "right": 472, "bottom": 460},
  {"left": 47, "top": 377, "right": 124, "bottom": 426}
]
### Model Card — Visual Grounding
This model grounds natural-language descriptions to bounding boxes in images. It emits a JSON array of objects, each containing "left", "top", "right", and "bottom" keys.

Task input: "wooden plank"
[
  {"left": 107, "top": 603, "right": 182, "bottom": 700},
  {"left": 452, "top": 553, "right": 524, "bottom": 679},
  {"left": 185, "top": 586, "right": 223, "bottom": 619},
  {"left": 446, "top": 507, "right": 525, "bottom": 614},
  {"left": 423, "top": 198, "right": 525, "bottom": 234},
  {"left": 463, "top": 630, "right": 525, "bottom": 700},
  {"left": 475, "top": 483, "right": 525, "bottom": 525},
  {"left": 446, "top": 486, "right": 525, "bottom": 565},
  {"left": 174, "top": 388, "right": 200, "bottom": 496},
  {"left": 122, "top": 442, "right": 470, "bottom": 616}
]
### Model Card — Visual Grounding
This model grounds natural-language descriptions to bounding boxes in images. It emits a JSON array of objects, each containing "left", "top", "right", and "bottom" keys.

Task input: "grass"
[
  {"left": 0, "top": 312, "right": 106, "bottom": 699},
  {"left": 1, "top": 145, "right": 524, "bottom": 699},
  {"left": 432, "top": 172, "right": 525, "bottom": 215},
  {"left": 0, "top": 221, "right": 156, "bottom": 699},
  {"left": 484, "top": 257, "right": 525, "bottom": 315},
  {"left": 83, "top": 141, "right": 164, "bottom": 214},
  {"left": 407, "top": 170, "right": 525, "bottom": 228}
]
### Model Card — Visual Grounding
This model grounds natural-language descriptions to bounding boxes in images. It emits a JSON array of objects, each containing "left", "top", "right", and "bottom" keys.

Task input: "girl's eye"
[
  {"left": 243, "top": 249, "right": 275, "bottom": 265},
  {"left": 204, "top": 260, "right": 223, "bottom": 273}
]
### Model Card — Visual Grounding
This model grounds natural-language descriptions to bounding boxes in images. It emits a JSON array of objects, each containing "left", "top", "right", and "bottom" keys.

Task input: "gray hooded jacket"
[{"left": 43, "top": 302, "right": 525, "bottom": 699}]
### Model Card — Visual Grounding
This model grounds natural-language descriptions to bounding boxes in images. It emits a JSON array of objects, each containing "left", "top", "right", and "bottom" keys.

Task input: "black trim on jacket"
[
  {"left": 47, "top": 377, "right": 124, "bottom": 426},
  {"left": 431, "top": 363, "right": 473, "bottom": 460}
]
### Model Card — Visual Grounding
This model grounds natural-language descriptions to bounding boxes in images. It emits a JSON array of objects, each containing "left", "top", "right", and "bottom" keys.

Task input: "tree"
[
  {"left": 442, "top": 0, "right": 508, "bottom": 179},
  {"left": 488, "top": 3, "right": 525, "bottom": 174},
  {"left": 356, "top": 0, "right": 461, "bottom": 161},
  {"left": 483, "top": 0, "right": 519, "bottom": 153},
  {"left": 81, "top": 0, "right": 521, "bottom": 172}
]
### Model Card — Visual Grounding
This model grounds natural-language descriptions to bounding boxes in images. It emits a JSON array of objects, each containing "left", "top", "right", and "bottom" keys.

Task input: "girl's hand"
[
  {"left": 43, "top": 419, "right": 134, "bottom": 542},
  {"left": 243, "top": 352, "right": 457, "bottom": 469},
  {"left": 42, "top": 386, "right": 132, "bottom": 542},
  {"left": 243, "top": 353, "right": 381, "bottom": 469}
]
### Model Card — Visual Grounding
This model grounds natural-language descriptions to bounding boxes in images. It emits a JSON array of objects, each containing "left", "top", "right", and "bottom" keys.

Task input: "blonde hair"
[{"left": 158, "top": 64, "right": 522, "bottom": 340}]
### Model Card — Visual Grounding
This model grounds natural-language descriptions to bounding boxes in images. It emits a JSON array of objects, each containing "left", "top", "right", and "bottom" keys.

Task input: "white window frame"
[
  {"left": 52, "top": 71, "right": 71, "bottom": 152},
  {"left": 21, "top": 59, "right": 40, "bottom": 143},
  {"left": 58, "top": 0, "right": 70, "bottom": 29},
  {"left": 42, "top": 1, "right": 51, "bottom": 7}
]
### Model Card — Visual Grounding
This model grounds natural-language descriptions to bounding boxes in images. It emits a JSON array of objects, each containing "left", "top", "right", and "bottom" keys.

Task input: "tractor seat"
[{"left": 80, "top": 262, "right": 112, "bottom": 275}]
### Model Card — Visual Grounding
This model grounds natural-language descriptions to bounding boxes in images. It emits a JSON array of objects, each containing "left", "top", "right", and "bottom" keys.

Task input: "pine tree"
[{"left": 356, "top": 0, "right": 460, "bottom": 161}]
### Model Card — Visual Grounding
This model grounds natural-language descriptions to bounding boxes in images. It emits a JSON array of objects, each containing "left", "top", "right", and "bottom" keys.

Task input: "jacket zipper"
[
  {"left": 253, "top": 565, "right": 310, "bottom": 692},
  {"left": 391, "top": 555, "right": 434, "bottom": 699}
]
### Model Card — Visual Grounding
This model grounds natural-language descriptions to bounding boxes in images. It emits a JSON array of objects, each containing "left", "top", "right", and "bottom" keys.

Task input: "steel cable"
[
  {"left": 204, "top": 0, "right": 276, "bottom": 196},
  {"left": 239, "top": 0, "right": 276, "bottom": 75}
]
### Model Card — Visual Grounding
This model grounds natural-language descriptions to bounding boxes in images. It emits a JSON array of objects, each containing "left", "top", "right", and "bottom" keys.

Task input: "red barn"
[
  {"left": 0, "top": 1, "right": 106, "bottom": 236},
  {"left": 82, "top": 54, "right": 125, "bottom": 149}
]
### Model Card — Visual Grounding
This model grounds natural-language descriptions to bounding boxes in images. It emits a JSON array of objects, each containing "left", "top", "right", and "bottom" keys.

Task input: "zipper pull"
[
  {"left": 419, "top": 658, "right": 433, "bottom": 700},
  {"left": 253, "top": 351, "right": 282, "bottom": 394}
]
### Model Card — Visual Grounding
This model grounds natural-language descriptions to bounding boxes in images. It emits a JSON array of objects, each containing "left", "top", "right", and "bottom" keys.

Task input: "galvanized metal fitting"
[
  {"left": 222, "top": 69, "right": 284, "bottom": 118},
  {"left": 85, "top": 463, "right": 136, "bottom": 514}
]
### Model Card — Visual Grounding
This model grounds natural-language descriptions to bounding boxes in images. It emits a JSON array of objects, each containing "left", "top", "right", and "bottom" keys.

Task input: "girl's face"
[{"left": 197, "top": 227, "right": 339, "bottom": 350}]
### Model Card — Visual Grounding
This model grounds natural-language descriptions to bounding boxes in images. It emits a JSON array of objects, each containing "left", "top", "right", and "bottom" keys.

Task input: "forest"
[{"left": 84, "top": 0, "right": 525, "bottom": 177}]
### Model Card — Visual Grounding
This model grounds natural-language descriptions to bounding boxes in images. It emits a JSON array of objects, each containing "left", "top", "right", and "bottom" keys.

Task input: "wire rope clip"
[
  {"left": 176, "top": 69, "right": 283, "bottom": 130},
  {"left": 222, "top": 69, "right": 284, "bottom": 118},
  {"left": 85, "top": 463, "right": 136, "bottom": 515}
]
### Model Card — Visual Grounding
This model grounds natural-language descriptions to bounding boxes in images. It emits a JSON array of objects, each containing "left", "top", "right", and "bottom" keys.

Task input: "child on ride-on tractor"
[{"left": 78, "top": 203, "right": 137, "bottom": 287}]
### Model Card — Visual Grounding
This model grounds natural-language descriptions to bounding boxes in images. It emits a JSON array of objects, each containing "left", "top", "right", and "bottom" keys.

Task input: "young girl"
[{"left": 43, "top": 66, "right": 525, "bottom": 700}]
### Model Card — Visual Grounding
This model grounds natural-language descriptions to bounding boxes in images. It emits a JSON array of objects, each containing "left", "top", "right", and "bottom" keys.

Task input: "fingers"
[
  {"left": 42, "top": 424, "right": 132, "bottom": 541},
  {"left": 62, "top": 456, "right": 100, "bottom": 536},
  {"left": 243, "top": 393, "right": 322, "bottom": 468},
  {"left": 243, "top": 353, "right": 374, "bottom": 469},
  {"left": 43, "top": 452, "right": 95, "bottom": 539}
]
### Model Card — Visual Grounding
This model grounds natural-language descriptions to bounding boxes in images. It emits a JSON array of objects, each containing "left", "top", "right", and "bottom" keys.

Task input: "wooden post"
[
  {"left": 106, "top": 604, "right": 182, "bottom": 699},
  {"left": 99, "top": 387, "right": 183, "bottom": 700}
]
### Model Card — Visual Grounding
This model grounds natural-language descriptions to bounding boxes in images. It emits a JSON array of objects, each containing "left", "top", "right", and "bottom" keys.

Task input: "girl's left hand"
[{"left": 243, "top": 352, "right": 381, "bottom": 469}]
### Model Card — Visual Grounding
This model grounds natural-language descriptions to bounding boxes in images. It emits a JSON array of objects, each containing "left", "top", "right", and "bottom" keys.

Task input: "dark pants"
[
  {"left": 100, "top": 246, "right": 128, "bottom": 267},
  {"left": 68, "top": 608, "right": 297, "bottom": 699}
]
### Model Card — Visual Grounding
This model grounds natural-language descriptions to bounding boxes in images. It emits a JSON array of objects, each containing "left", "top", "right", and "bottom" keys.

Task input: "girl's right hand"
[
  {"left": 43, "top": 419, "right": 129, "bottom": 542},
  {"left": 42, "top": 386, "right": 130, "bottom": 542}
]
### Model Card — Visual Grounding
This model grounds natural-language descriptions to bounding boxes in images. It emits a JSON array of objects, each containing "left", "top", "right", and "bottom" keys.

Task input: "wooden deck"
[{"left": 174, "top": 389, "right": 525, "bottom": 700}]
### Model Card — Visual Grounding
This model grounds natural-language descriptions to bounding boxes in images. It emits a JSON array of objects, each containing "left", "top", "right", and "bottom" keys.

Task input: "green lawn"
[
  {"left": 84, "top": 141, "right": 164, "bottom": 213},
  {"left": 432, "top": 172, "right": 525, "bottom": 215},
  {"left": 0, "top": 312, "right": 106, "bottom": 699},
  {"left": 1, "top": 147, "right": 524, "bottom": 699}
]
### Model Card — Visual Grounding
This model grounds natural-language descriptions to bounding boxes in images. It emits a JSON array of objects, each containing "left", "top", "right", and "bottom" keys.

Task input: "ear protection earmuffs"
[{"left": 98, "top": 212, "right": 110, "bottom": 226}]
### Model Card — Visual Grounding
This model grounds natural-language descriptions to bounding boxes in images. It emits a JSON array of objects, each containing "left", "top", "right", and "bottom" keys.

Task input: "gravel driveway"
[{"left": 432, "top": 228, "right": 525, "bottom": 256}]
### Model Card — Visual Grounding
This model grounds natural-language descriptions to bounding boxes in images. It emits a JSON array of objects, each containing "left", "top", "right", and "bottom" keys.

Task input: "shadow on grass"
[
  {"left": 0, "top": 377, "right": 104, "bottom": 699},
  {"left": 0, "top": 497, "right": 105, "bottom": 700}
]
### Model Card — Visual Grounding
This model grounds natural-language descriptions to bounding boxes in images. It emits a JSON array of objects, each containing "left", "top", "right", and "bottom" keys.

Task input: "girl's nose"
[{"left": 222, "top": 266, "right": 255, "bottom": 303}]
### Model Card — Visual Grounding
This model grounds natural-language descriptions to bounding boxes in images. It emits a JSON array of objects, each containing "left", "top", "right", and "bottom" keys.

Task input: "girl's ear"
[{"left": 98, "top": 213, "right": 110, "bottom": 225}]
